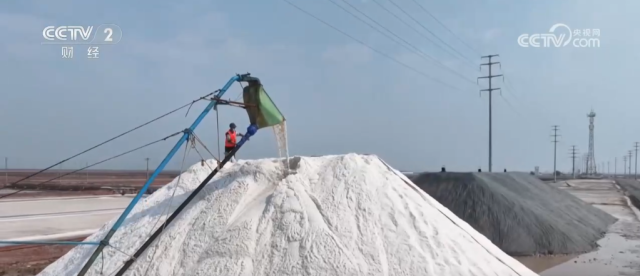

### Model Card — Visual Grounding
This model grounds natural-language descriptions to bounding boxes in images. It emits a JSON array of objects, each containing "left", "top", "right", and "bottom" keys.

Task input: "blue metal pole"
[{"left": 77, "top": 75, "right": 240, "bottom": 276}]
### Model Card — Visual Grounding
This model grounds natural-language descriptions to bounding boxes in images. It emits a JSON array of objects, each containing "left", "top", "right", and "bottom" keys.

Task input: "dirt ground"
[
  {"left": 0, "top": 170, "right": 179, "bottom": 198},
  {"left": 0, "top": 169, "right": 178, "bottom": 186},
  {"left": 0, "top": 237, "right": 86, "bottom": 276},
  {"left": 516, "top": 179, "right": 640, "bottom": 276},
  {"left": 0, "top": 170, "right": 181, "bottom": 275}
]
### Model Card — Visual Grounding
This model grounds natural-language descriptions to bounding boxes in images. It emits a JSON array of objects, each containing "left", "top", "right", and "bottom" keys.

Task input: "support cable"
[
  {"left": 193, "top": 145, "right": 215, "bottom": 172},
  {"left": 233, "top": 80, "right": 245, "bottom": 102},
  {"left": 141, "top": 142, "right": 192, "bottom": 276},
  {"left": 191, "top": 131, "right": 217, "bottom": 161},
  {"left": 108, "top": 244, "right": 136, "bottom": 260},
  {"left": 77, "top": 75, "right": 246, "bottom": 276},
  {"left": 103, "top": 245, "right": 136, "bottom": 276},
  {"left": 0, "top": 93, "right": 213, "bottom": 190},
  {"left": 103, "top": 135, "right": 217, "bottom": 276},
  {"left": 0, "top": 131, "right": 183, "bottom": 199},
  {"left": 113, "top": 126, "right": 258, "bottom": 276},
  {"left": 101, "top": 143, "right": 191, "bottom": 276}
]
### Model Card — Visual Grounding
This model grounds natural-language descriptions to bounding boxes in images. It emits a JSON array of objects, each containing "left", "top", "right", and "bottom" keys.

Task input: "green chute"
[{"left": 242, "top": 82, "right": 285, "bottom": 129}]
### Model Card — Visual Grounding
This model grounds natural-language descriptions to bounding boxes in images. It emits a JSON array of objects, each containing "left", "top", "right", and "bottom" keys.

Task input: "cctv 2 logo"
[{"left": 42, "top": 24, "right": 122, "bottom": 44}]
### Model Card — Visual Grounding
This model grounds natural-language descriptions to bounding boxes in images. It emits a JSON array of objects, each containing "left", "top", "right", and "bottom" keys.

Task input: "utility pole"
[
  {"left": 551, "top": 125, "right": 560, "bottom": 183},
  {"left": 85, "top": 162, "right": 89, "bottom": 184},
  {"left": 635, "top": 142, "right": 639, "bottom": 179},
  {"left": 608, "top": 161, "right": 610, "bottom": 177},
  {"left": 4, "top": 157, "right": 7, "bottom": 187},
  {"left": 624, "top": 156, "right": 627, "bottom": 175},
  {"left": 478, "top": 54, "right": 503, "bottom": 172},
  {"left": 586, "top": 110, "right": 597, "bottom": 175},
  {"left": 145, "top": 158, "right": 150, "bottom": 181},
  {"left": 615, "top": 157, "right": 617, "bottom": 178},
  {"left": 569, "top": 145, "right": 578, "bottom": 178},
  {"left": 629, "top": 150, "right": 633, "bottom": 176}
]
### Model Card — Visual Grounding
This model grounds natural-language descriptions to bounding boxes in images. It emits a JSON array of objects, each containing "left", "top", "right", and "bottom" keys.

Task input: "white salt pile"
[{"left": 40, "top": 154, "right": 536, "bottom": 276}]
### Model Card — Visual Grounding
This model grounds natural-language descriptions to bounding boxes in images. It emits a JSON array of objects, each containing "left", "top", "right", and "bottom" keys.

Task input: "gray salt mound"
[{"left": 409, "top": 172, "right": 617, "bottom": 256}]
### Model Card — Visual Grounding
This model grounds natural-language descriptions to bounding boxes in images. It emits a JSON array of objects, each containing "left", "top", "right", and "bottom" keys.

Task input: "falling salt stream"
[{"left": 273, "top": 121, "right": 291, "bottom": 173}]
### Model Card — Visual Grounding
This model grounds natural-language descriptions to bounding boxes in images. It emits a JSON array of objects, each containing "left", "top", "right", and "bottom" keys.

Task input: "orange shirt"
[{"left": 225, "top": 130, "right": 237, "bottom": 147}]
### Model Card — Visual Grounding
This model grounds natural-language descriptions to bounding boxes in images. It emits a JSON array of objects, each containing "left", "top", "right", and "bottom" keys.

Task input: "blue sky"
[{"left": 1, "top": 0, "right": 639, "bottom": 173}]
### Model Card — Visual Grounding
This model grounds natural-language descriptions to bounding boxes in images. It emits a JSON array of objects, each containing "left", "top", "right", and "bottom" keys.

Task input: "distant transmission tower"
[{"left": 586, "top": 110, "right": 597, "bottom": 175}]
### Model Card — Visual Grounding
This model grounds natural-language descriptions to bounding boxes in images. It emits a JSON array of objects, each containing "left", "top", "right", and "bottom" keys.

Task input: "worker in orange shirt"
[{"left": 225, "top": 123, "right": 243, "bottom": 162}]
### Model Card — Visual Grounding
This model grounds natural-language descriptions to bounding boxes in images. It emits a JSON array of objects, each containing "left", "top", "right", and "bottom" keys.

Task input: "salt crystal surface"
[{"left": 39, "top": 154, "right": 536, "bottom": 276}]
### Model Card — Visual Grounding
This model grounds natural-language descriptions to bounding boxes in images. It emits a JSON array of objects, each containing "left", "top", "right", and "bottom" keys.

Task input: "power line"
[
  {"left": 327, "top": 0, "right": 476, "bottom": 85},
  {"left": 384, "top": 0, "right": 477, "bottom": 66},
  {"left": 370, "top": 0, "right": 477, "bottom": 71},
  {"left": 478, "top": 54, "right": 503, "bottom": 172},
  {"left": 0, "top": 93, "right": 214, "bottom": 190},
  {"left": 502, "top": 75, "right": 524, "bottom": 101},
  {"left": 281, "top": 0, "right": 465, "bottom": 92},
  {"left": 500, "top": 69, "right": 556, "bottom": 129},
  {"left": 491, "top": 65, "right": 557, "bottom": 137},
  {"left": 0, "top": 131, "right": 183, "bottom": 199},
  {"left": 407, "top": 0, "right": 482, "bottom": 56},
  {"left": 476, "top": 63, "right": 530, "bottom": 121},
  {"left": 551, "top": 125, "right": 560, "bottom": 183},
  {"left": 498, "top": 92, "right": 523, "bottom": 118}
]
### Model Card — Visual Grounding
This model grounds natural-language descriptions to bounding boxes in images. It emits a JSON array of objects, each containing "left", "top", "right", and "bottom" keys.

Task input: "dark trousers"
[{"left": 224, "top": 146, "right": 236, "bottom": 160}]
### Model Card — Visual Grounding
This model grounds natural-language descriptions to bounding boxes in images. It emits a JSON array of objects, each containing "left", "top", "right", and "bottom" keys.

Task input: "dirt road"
[
  {"left": 0, "top": 195, "right": 131, "bottom": 240},
  {"left": 523, "top": 179, "right": 640, "bottom": 276}
]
